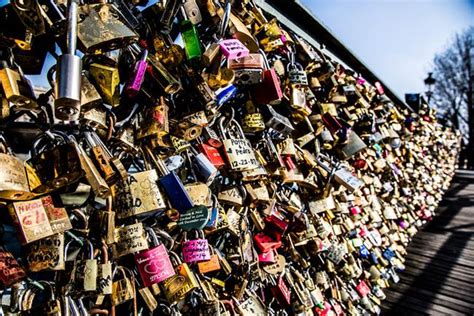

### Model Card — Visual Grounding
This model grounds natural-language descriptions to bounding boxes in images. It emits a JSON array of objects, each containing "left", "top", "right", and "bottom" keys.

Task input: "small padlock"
[
  {"left": 182, "top": 230, "right": 211, "bottom": 263},
  {"left": 64, "top": 238, "right": 98, "bottom": 292},
  {"left": 111, "top": 266, "right": 136, "bottom": 306}
]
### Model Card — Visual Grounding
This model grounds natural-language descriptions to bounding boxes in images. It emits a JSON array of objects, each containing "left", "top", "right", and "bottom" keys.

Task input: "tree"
[{"left": 430, "top": 26, "right": 473, "bottom": 169}]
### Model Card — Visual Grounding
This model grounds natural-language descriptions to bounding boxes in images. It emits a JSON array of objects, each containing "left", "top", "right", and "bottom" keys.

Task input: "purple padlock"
[
  {"left": 219, "top": 39, "right": 249, "bottom": 60},
  {"left": 125, "top": 49, "right": 148, "bottom": 97}
]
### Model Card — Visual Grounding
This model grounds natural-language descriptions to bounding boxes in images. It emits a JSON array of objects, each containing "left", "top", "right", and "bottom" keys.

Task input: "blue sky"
[{"left": 301, "top": 0, "right": 474, "bottom": 97}]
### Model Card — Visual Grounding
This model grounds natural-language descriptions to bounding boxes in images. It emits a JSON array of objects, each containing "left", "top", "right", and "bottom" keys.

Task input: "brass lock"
[{"left": 77, "top": 3, "right": 138, "bottom": 53}]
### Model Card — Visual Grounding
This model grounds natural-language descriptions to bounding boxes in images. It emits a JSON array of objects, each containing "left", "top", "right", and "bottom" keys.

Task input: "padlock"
[
  {"left": 0, "top": 246, "right": 27, "bottom": 287},
  {"left": 218, "top": 117, "right": 259, "bottom": 172},
  {"left": 54, "top": 0, "right": 81, "bottom": 121},
  {"left": 182, "top": 230, "right": 211, "bottom": 263},
  {"left": 26, "top": 233, "right": 65, "bottom": 272},
  {"left": 219, "top": 39, "right": 249, "bottom": 60},
  {"left": 112, "top": 222, "right": 149, "bottom": 258},
  {"left": 0, "top": 61, "right": 38, "bottom": 109},
  {"left": 144, "top": 146, "right": 194, "bottom": 213},
  {"left": 288, "top": 62, "right": 308, "bottom": 86},
  {"left": 64, "top": 238, "right": 98, "bottom": 292},
  {"left": 26, "top": 132, "right": 84, "bottom": 193},
  {"left": 198, "top": 246, "right": 221, "bottom": 274},
  {"left": 181, "top": 16, "right": 202, "bottom": 61},
  {"left": 162, "top": 252, "right": 199, "bottom": 303},
  {"left": 228, "top": 53, "right": 264, "bottom": 85},
  {"left": 188, "top": 147, "right": 219, "bottom": 185},
  {"left": 263, "top": 104, "right": 295, "bottom": 136},
  {"left": 74, "top": 139, "right": 110, "bottom": 199},
  {"left": 97, "top": 243, "right": 112, "bottom": 295},
  {"left": 111, "top": 266, "right": 136, "bottom": 306},
  {"left": 115, "top": 168, "right": 167, "bottom": 219},
  {"left": 252, "top": 50, "right": 283, "bottom": 104},
  {"left": 125, "top": 48, "right": 148, "bottom": 97},
  {"left": 9, "top": 197, "right": 55, "bottom": 244},
  {"left": 135, "top": 227, "right": 175, "bottom": 286},
  {"left": 0, "top": 134, "right": 35, "bottom": 200},
  {"left": 77, "top": 3, "right": 137, "bottom": 53},
  {"left": 89, "top": 63, "right": 120, "bottom": 107}
]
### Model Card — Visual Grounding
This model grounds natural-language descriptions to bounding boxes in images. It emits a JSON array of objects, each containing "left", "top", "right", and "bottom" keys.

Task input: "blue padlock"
[{"left": 145, "top": 147, "right": 194, "bottom": 213}]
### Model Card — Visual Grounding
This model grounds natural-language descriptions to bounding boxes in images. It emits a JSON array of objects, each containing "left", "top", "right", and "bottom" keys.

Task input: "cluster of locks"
[{"left": 0, "top": 0, "right": 461, "bottom": 315}]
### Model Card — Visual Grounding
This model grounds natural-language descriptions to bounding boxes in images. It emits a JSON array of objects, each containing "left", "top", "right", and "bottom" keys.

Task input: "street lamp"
[{"left": 424, "top": 72, "right": 436, "bottom": 105}]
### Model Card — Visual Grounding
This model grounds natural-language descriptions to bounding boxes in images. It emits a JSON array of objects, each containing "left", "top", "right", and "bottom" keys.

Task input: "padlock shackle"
[{"left": 65, "top": 0, "right": 79, "bottom": 54}]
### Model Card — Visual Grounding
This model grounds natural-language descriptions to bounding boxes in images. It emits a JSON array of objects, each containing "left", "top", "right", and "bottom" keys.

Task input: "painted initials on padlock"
[{"left": 219, "top": 39, "right": 249, "bottom": 60}]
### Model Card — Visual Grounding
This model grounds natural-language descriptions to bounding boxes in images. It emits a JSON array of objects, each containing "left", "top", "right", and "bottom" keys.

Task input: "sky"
[{"left": 301, "top": 0, "right": 474, "bottom": 99}]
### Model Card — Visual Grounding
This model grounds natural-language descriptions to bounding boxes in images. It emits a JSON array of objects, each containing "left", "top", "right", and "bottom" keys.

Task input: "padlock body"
[
  {"left": 135, "top": 244, "right": 175, "bottom": 286},
  {"left": 159, "top": 172, "right": 194, "bottom": 213},
  {"left": 55, "top": 53, "right": 82, "bottom": 120}
]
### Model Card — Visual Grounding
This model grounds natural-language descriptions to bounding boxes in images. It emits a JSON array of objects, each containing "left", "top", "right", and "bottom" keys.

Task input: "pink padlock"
[
  {"left": 355, "top": 280, "right": 371, "bottom": 297},
  {"left": 349, "top": 205, "right": 362, "bottom": 215},
  {"left": 182, "top": 231, "right": 211, "bottom": 263},
  {"left": 375, "top": 81, "right": 385, "bottom": 95},
  {"left": 134, "top": 228, "right": 175, "bottom": 286},
  {"left": 258, "top": 249, "right": 276, "bottom": 263},
  {"left": 219, "top": 39, "right": 249, "bottom": 60}
]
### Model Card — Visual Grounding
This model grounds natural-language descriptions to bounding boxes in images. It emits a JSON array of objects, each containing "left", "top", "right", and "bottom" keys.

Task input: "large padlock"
[
  {"left": 115, "top": 168, "right": 167, "bottom": 219},
  {"left": 77, "top": 3, "right": 138, "bottom": 53}
]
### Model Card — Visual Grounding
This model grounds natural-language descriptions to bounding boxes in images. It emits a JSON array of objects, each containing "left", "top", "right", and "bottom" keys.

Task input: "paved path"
[{"left": 382, "top": 170, "right": 474, "bottom": 315}]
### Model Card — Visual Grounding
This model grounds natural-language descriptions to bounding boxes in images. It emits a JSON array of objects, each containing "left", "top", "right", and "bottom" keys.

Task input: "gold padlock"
[
  {"left": 77, "top": 3, "right": 138, "bottom": 53},
  {"left": 89, "top": 63, "right": 121, "bottom": 107},
  {"left": 0, "top": 64, "right": 37, "bottom": 109}
]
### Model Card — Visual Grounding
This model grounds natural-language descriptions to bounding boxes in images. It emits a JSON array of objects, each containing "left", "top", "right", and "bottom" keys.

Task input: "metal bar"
[{"left": 256, "top": 0, "right": 416, "bottom": 114}]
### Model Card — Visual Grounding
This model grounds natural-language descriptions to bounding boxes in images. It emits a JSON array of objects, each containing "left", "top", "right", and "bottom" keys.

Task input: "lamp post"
[{"left": 424, "top": 72, "right": 436, "bottom": 105}]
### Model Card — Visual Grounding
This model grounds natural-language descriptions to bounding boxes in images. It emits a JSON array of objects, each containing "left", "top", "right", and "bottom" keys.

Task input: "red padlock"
[
  {"left": 264, "top": 215, "right": 288, "bottom": 241},
  {"left": 355, "top": 280, "right": 371, "bottom": 297},
  {"left": 198, "top": 143, "right": 226, "bottom": 169},
  {"left": 254, "top": 232, "right": 281, "bottom": 253},
  {"left": 270, "top": 275, "right": 291, "bottom": 306},
  {"left": 252, "top": 68, "right": 283, "bottom": 104},
  {"left": 258, "top": 249, "right": 276, "bottom": 263}
]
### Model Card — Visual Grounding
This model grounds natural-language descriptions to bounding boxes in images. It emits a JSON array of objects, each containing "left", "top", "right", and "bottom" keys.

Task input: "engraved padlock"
[
  {"left": 0, "top": 134, "right": 35, "bottom": 200},
  {"left": 135, "top": 227, "right": 175, "bottom": 286},
  {"left": 162, "top": 251, "right": 199, "bottom": 303}
]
